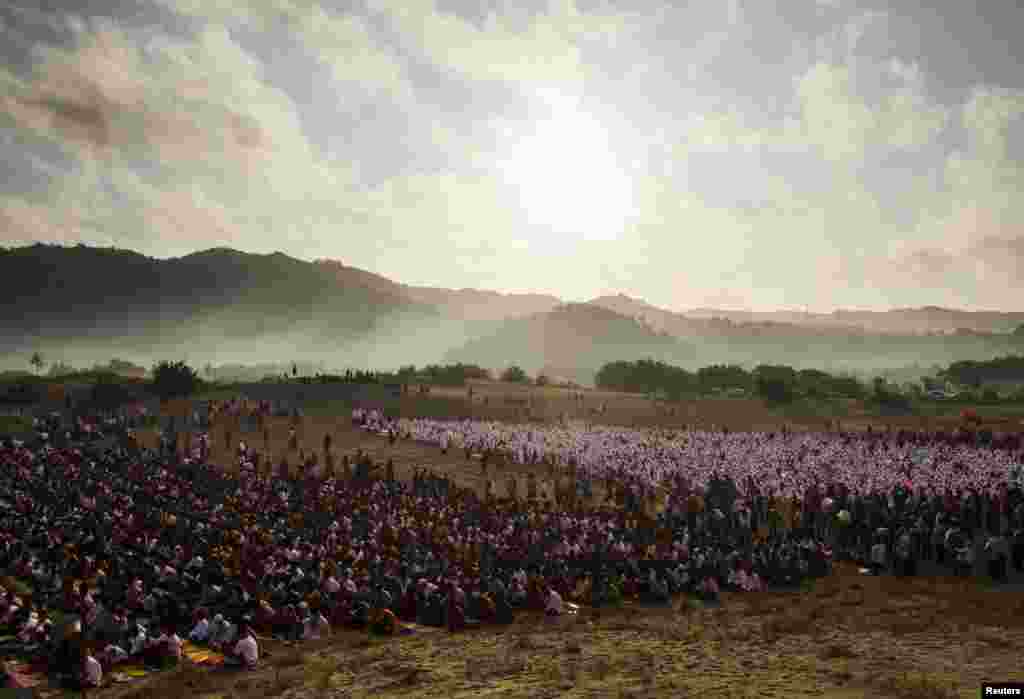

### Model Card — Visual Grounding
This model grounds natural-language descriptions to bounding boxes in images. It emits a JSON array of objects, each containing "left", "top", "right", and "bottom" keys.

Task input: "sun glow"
[{"left": 496, "top": 95, "right": 637, "bottom": 243}]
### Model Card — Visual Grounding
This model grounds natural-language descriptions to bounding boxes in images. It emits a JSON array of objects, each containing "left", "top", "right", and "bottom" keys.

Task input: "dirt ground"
[
  {"left": 42, "top": 562, "right": 1024, "bottom": 699},
  {"left": 57, "top": 387, "right": 1024, "bottom": 698}
]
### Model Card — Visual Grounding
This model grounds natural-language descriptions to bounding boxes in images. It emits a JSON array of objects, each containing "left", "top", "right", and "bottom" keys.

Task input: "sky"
[{"left": 1, "top": 0, "right": 1022, "bottom": 313}]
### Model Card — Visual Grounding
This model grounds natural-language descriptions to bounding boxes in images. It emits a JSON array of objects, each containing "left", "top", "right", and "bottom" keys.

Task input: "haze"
[{"left": 2, "top": 0, "right": 1023, "bottom": 314}]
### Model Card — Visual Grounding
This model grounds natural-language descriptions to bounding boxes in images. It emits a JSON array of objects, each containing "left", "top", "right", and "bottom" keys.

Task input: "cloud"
[
  {"left": 1, "top": 1, "right": 1021, "bottom": 312},
  {"left": 962, "top": 86, "right": 1024, "bottom": 163},
  {"left": 0, "top": 19, "right": 375, "bottom": 257},
  {"left": 157, "top": 0, "right": 414, "bottom": 104},
  {"left": 795, "top": 62, "right": 948, "bottom": 162},
  {"left": 0, "top": 25, "right": 281, "bottom": 168},
  {"left": 368, "top": 0, "right": 635, "bottom": 91}
]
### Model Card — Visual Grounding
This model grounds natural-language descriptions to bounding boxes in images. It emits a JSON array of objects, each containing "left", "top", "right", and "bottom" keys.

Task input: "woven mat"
[{"left": 182, "top": 641, "right": 224, "bottom": 666}]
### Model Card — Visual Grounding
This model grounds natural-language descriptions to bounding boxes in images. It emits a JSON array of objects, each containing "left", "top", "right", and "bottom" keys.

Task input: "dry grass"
[
  {"left": 78, "top": 570, "right": 1024, "bottom": 699},
  {"left": 871, "top": 671, "right": 961, "bottom": 699}
]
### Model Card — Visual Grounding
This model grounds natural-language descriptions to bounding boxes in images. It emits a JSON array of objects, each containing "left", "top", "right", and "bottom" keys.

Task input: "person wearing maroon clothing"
[
  {"left": 396, "top": 584, "right": 418, "bottom": 622},
  {"left": 329, "top": 597, "right": 350, "bottom": 628},
  {"left": 446, "top": 584, "right": 466, "bottom": 633}
]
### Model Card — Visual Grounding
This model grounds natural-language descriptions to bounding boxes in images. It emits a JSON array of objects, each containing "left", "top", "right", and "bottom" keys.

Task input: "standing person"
[
  {"left": 870, "top": 530, "right": 888, "bottom": 576},
  {"left": 1012, "top": 524, "right": 1024, "bottom": 573},
  {"left": 895, "top": 526, "right": 914, "bottom": 576},
  {"left": 932, "top": 515, "right": 948, "bottom": 568},
  {"left": 986, "top": 532, "right": 1009, "bottom": 583}
]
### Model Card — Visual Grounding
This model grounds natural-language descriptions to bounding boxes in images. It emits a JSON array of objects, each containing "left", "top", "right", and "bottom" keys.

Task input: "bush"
[
  {"left": 755, "top": 375, "right": 795, "bottom": 403},
  {"left": 151, "top": 360, "right": 200, "bottom": 399},
  {"left": 501, "top": 365, "right": 529, "bottom": 383},
  {"left": 88, "top": 374, "right": 138, "bottom": 410}
]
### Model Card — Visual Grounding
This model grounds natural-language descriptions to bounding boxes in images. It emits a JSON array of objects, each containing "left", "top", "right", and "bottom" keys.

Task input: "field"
[
  {"left": 19, "top": 381, "right": 1024, "bottom": 697},
  {"left": 44, "top": 561, "right": 1024, "bottom": 699}
]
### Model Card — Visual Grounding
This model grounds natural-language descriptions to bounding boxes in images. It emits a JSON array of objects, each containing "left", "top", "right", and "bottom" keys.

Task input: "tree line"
[
  {"left": 593, "top": 357, "right": 1024, "bottom": 407},
  {"left": 596, "top": 359, "right": 869, "bottom": 403},
  {"left": 8, "top": 353, "right": 1024, "bottom": 413}
]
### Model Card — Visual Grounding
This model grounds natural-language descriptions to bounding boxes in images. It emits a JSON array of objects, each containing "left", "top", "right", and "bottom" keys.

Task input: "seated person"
[
  {"left": 127, "top": 623, "right": 148, "bottom": 657},
  {"left": 640, "top": 570, "right": 670, "bottom": 603},
  {"left": 74, "top": 644, "right": 103, "bottom": 690},
  {"left": 97, "top": 641, "right": 130, "bottom": 671},
  {"left": 223, "top": 622, "right": 258, "bottom": 670},
  {"left": 303, "top": 608, "right": 330, "bottom": 640},
  {"left": 207, "top": 614, "right": 236, "bottom": 650},
  {"left": 272, "top": 604, "right": 301, "bottom": 640},
  {"left": 16, "top": 609, "right": 42, "bottom": 643},
  {"left": 142, "top": 623, "right": 182, "bottom": 669},
  {"left": 396, "top": 584, "right": 417, "bottom": 622},
  {"left": 544, "top": 585, "right": 563, "bottom": 617},
  {"left": 189, "top": 609, "right": 211, "bottom": 643},
  {"left": 348, "top": 601, "right": 371, "bottom": 629},
  {"left": 418, "top": 592, "right": 443, "bottom": 628},
  {"left": 369, "top": 606, "right": 397, "bottom": 636},
  {"left": 253, "top": 599, "right": 276, "bottom": 632},
  {"left": 477, "top": 591, "right": 496, "bottom": 622},
  {"left": 446, "top": 588, "right": 466, "bottom": 633}
]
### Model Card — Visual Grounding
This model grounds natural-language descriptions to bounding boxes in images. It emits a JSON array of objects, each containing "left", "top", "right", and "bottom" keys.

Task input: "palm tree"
[{"left": 29, "top": 351, "right": 45, "bottom": 375}]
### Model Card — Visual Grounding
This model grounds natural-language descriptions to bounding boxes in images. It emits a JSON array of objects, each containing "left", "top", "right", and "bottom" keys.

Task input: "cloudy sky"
[{"left": 1, "top": 0, "right": 1022, "bottom": 312}]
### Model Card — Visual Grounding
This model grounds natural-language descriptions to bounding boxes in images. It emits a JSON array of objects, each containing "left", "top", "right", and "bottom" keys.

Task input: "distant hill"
[
  {"left": 402, "top": 285, "right": 561, "bottom": 322},
  {"left": 682, "top": 305, "right": 1024, "bottom": 335},
  {"left": 0, "top": 244, "right": 439, "bottom": 358},
  {"left": 442, "top": 302, "right": 694, "bottom": 381},
  {"left": 2, "top": 243, "right": 1022, "bottom": 375}
]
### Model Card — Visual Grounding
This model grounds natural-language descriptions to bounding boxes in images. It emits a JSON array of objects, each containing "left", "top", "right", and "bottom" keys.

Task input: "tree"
[
  {"left": 29, "top": 351, "right": 45, "bottom": 375},
  {"left": 501, "top": 365, "right": 528, "bottom": 383},
  {"left": 753, "top": 365, "right": 797, "bottom": 403},
  {"left": 755, "top": 374, "right": 794, "bottom": 403},
  {"left": 47, "top": 361, "right": 75, "bottom": 378},
  {"left": 1014, "top": 323, "right": 1024, "bottom": 337},
  {"left": 90, "top": 374, "right": 136, "bottom": 411},
  {"left": 151, "top": 360, "right": 200, "bottom": 399}
]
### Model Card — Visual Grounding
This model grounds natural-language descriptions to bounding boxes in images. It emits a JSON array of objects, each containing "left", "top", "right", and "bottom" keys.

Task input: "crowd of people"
[{"left": 1, "top": 400, "right": 1023, "bottom": 691}]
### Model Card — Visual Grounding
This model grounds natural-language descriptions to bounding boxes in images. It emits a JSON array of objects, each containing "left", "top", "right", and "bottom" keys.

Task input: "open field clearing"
[{"left": 34, "top": 561, "right": 1024, "bottom": 699}]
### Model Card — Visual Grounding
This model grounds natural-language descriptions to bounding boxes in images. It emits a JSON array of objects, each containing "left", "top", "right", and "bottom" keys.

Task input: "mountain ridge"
[{"left": 2, "top": 244, "right": 1022, "bottom": 374}]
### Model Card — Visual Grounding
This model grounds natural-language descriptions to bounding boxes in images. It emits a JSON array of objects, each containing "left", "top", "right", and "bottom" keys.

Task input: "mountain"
[
  {"left": 0, "top": 244, "right": 440, "bottom": 364},
  {"left": 402, "top": 285, "right": 561, "bottom": 322},
  {"left": 442, "top": 302, "right": 694, "bottom": 381},
  {"left": 2, "top": 243, "right": 1021, "bottom": 376},
  {"left": 683, "top": 306, "right": 1024, "bottom": 335},
  {"left": 590, "top": 294, "right": 872, "bottom": 338}
]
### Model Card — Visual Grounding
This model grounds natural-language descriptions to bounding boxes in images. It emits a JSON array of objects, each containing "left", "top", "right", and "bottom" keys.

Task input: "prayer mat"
[
  {"left": 0, "top": 635, "right": 15, "bottom": 642},
  {"left": 183, "top": 641, "right": 224, "bottom": 666},
  {"left": 119, "top": 665, "right": 149, "bottom": 678},
  {"left": 3, "top": 661, "right": 45, "bottom": 688},
  {"left": 401, "top": 623, "right": 442, "bottom": 635},
  {"left": 110, "top": 672, "right": 137, "bottom": 684}
]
